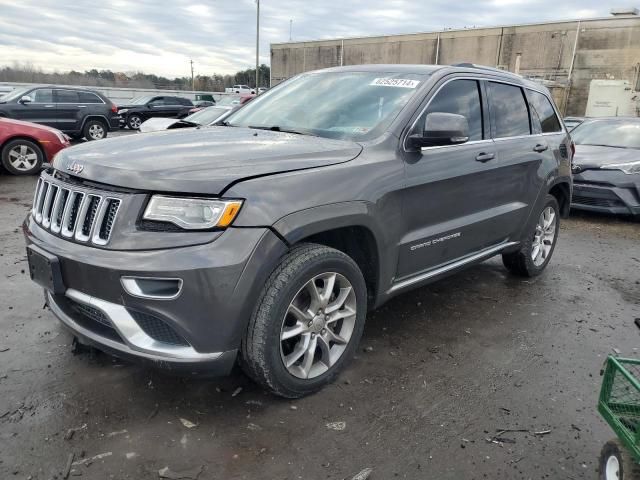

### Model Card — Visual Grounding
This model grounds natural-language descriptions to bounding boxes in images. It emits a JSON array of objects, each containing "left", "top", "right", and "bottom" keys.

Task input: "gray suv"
[{"left": 24, "top": 64, "right": 572, "bottom": 397}]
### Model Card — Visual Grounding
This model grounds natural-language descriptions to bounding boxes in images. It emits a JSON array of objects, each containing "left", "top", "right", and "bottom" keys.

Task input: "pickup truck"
[{"left": 225, "top": 85, "right": 255, "bottom": 94}]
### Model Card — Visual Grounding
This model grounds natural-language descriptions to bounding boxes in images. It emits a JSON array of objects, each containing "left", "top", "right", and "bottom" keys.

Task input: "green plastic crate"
[{"left": 599, "top": 356, "right": 640, "bottom": 463}]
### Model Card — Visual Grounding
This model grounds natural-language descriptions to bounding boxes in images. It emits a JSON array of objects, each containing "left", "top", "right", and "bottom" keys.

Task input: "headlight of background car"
[
  {"left": 118, "top": 109, "right": 128, "bottom": 114},
  {"left": 143, "top": 196, "right": 243, "bottom": 230},
  {"left": 602, "top": 161, "right": 640, "bottom": 175},
  {"left": 52, "top": 130, "right": 68, "bottom": 144}
]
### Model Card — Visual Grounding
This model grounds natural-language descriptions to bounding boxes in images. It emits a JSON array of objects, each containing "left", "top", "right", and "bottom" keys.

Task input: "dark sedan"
[{"left": 571, "top": 117, "right": 640, "bottom": 217}]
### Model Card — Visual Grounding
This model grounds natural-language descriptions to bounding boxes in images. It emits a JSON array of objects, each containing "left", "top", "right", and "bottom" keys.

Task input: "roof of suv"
[{"left": 309, "top": 63, "right": 544, "bottom": 90}]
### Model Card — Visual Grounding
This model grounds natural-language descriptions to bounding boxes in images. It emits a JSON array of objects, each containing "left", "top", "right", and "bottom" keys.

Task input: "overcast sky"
[{"left": 0, "top": 0, "right": 610, "bottom": 78}]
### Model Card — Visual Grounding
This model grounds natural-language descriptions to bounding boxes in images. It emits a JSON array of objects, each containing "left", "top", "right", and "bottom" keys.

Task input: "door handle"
[
  {"left": 475, "top": 152, "right": 495, "bottom": 163},
  {"left": 534, "top": 143, "right": 548, "bottom": 152}
]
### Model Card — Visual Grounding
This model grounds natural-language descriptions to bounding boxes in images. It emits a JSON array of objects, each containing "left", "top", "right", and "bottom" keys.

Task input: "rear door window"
[
  {"left": 528, "top": 90, "right": 561, "bottom": 133},
  {"left": 419, "top": 79, "right": 484, "bottom": 141},
  {"left": 488, "top": 82, "right": 530, "bottom": 138}
]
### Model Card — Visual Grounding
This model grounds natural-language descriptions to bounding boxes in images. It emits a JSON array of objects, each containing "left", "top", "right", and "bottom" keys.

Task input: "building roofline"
[{"left": 271, "top": 14, "right": 638, "bottom": 47}]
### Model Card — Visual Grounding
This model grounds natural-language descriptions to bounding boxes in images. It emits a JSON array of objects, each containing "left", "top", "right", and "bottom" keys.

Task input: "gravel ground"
[{"left": 0, "top": 171, "right": 639, "bottom": 480}]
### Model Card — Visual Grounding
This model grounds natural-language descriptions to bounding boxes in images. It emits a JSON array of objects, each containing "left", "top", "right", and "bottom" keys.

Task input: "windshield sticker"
[{"left": 370, "top": 78, "right": 420, "bottom": 89}]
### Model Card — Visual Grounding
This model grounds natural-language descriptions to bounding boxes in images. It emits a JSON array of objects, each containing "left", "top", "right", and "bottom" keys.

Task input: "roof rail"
[{"left": 451, "top": 63, "right": 523, "bottom": 79}]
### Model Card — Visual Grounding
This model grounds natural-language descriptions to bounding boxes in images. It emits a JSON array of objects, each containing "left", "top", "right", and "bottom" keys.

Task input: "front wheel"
[
  {"left": 502, "top": 194, "right": 560, "bottom": 277},
  {"left": 127, "top": 114, "right": 143, "bottom": 130},
  {"left": 1, "top": 138, "right": 43, "bottom": 175},
  {"left": 240, "top": 244, "right": 367, "bottom": 398},
  {"left": 599, "top": 438, "right": 640, "bottom": 480}
]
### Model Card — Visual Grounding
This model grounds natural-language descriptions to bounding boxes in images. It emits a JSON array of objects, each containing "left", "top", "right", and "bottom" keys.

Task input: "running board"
[{"left": 388, "top": 241, "right": 519, "bottom": 294}]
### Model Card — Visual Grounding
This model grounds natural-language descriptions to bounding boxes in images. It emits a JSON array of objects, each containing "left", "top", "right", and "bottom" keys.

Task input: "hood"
[
  {"left": 573, "top": 144, "right": 640, "bottom": 171},
  {"left": 138, "top": 117, "right": 180, "bottom": 133},
  {"left": 53, "top": 126, "right": 362, "bottom": 194},
  {"left": 0, "top": 117, "right": 64, "bottom": 135}
]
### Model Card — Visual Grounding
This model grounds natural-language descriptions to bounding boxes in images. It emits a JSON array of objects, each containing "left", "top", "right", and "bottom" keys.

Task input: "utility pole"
[
  {"left": 190, "top": 59, "right": 195, "bottom": 90},
  {"left": 289, "top": 19, "right": 292, "bottom": 41},
  {"left": 255, "top": 0, "right": 260, "bottom": 91}
]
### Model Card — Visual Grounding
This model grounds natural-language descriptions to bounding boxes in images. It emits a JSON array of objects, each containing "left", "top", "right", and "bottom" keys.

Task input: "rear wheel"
[
  {"left": 240, "top": 244, "right": 367, "bottom": 398},
  {"left": 599, "top": 438, "right": 640, "bottom": 480},
  {"left": 502, "top": 194, "right": 559, "bottom": 277},
  {"left": 1, "top": 138, "right": 43, "bottom": 175},
  {"left": 83, "top": 119, "right": 107, "bottom": 141}
]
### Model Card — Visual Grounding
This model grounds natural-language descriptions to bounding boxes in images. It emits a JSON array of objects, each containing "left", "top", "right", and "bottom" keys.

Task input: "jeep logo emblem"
[{"left": 67, "top": 162, "right": 84, "bottom": 174}]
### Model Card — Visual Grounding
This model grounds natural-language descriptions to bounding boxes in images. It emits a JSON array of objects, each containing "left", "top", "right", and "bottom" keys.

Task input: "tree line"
[{"left": 0, "top": 63, "right": 271, "bottom": 92}]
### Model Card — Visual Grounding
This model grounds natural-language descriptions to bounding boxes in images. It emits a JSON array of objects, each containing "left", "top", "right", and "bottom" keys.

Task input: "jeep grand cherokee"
[{"left": 24, "top": 64, "right": 572, "bottom": 398}]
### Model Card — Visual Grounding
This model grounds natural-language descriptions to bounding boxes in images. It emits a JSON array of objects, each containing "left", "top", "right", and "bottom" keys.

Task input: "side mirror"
[
  {"left": 19, "top": 95, "right": 33, "bottom": 104},
  {"left": 408, "top": 112, "right": 470, "bottom": 149}
]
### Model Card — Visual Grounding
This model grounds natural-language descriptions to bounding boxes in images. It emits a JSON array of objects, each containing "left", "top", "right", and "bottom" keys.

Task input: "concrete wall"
[{"left": 271, "top": 16, "right": 640, "bottom": 116}]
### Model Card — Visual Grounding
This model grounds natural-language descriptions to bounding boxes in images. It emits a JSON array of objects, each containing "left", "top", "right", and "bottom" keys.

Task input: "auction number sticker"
[{"left": 370, "top": 78, "right": 420, "bottom": 88}]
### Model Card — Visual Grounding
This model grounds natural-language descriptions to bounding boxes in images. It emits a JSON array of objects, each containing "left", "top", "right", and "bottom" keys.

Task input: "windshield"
[
  {"left": 128, "top": 95, "right": 153, "bottom": 105},
  {"left": 571, "top": 120, "right": 640, "bottom": 149},
  {"left": 226, "top": 71, "right": 429, "bottom": 141},
  {"left": 184, "top": 107, "right": 229, "bottom": 125},
  {"left": 0, "top": 87, "right": 31, "bottom": 102}
]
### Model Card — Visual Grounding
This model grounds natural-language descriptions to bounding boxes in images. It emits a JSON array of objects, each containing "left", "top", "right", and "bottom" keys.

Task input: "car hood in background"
[
  {"left": 53, "top": 127, "right": 362, "bottom": 194},
  {"left": 573, "top": 144, "right": 640, "bottom": 170},
  {"left": 138, "top": 117, "right": 181, "bottom": 133}
]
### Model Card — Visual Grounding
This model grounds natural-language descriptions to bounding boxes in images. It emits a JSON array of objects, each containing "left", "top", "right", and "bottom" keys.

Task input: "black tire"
[
  {"left": 599, "top": 438, "right": 640, "bottom": 480},
  {"left": 83, "top": 119, "right": 107, "bottom": 141},
  {"left": 127, "top": 114, "right": 143, "bottom": 130},
  {"left": 1, "top": 138, "right": 44, "bottom": 175},
  {"left": 240, "top": 243, "right": 367, "bottom": 398},
  {"left": 502, "top": 194, "right": 560, "bottom": 277}
]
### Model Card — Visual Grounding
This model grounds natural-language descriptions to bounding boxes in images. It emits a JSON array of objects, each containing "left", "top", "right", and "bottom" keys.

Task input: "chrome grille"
[{"left": 32, "top": 177, "right": 121, "bottom": 245}]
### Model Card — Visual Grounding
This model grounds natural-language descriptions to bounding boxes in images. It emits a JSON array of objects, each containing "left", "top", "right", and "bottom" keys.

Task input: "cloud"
[{"left": 0, "top": 0, "right": 612, "bottom": 78}]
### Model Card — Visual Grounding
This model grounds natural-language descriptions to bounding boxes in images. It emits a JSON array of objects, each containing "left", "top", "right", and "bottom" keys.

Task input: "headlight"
[
  {"left": 601, "top": 161, "right": 640, "bottom": 175},
  {"left": 118, "top": 109, "right": 128, "bottom": 114},
  {"left": 143, "top": 196, "right": 243, "bottom": 229},
  {"left": 52, "top": 130, "right": 68, "bottom": 144}
]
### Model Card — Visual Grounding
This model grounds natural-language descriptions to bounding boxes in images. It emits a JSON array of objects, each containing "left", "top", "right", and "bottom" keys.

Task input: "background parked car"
[
  {"left": 571, "top": 117, "right": 640, "bottom": 217},
  {"left": 0, "top": 86, "right": 119, "bottom": 141},
  {"left": 117, "top": 95, "right": 193, "bottom": 129},
  {"left": 215, "top": 95, "right": 242, "bottom": 106},
  {"left": 0, "top": 117, "right": 69, "bottom": 175},
  {"left": 139, "top": 105, "right": 235, "bottom": 133},
  {"left": 193, "top": 100, "right": 215, "bottom": 108}
]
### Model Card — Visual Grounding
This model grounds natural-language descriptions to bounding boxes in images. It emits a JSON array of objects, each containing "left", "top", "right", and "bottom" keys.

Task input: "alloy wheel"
[
  {"left": 8, "top": 144, "right": 38, "bottom": 172},
  {"left": 88, "top": 123, "right": 105, "bottom": 140},
  {"left": 531, "top": 206, "right": 557, "bottom": 266},
  {"left": 129, "top": 116, "right": 142, "bottom": 129},
  {"left": 280, "top": 272, "right": 357, "bottom": 379}
]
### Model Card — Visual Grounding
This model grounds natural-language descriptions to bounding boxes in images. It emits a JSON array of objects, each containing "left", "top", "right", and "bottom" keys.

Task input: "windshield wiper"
[{"left": 248, "top": 125, "right": 316, "bottom": 136}]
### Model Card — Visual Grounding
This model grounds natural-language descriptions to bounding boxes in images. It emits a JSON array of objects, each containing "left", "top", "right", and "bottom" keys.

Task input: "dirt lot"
[{"left": 1, "top": 172, "right": 639, "bottom": 480}]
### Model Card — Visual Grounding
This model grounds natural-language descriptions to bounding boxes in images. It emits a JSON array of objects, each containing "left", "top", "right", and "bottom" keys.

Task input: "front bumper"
[
  {"left": 571, "top": 169, "right": 640, "bottom": 216},
  {"left": 25, "top": 221, "right": 288, "bottom": 374}
]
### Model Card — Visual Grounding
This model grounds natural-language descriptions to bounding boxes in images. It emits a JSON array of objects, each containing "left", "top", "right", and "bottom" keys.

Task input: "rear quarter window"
[
  {"left": 528, "top": 90, "right": 562, "bottom": 133},
  {"left": 78, "top": 91, "right": 103, "bottom": 104},
  {"left": 488, "top": 82, "right": 530, "bottom": 138}
]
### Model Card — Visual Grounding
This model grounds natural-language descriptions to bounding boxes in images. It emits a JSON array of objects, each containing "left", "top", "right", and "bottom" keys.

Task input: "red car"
[{"left": 0, "top": 117, "right": 70, "bottom": 175}]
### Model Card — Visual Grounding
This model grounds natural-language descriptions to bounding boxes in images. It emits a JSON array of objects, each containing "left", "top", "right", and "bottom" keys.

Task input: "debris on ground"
[
  {"left": 348, "top": 467, "right": 373, "bottom": 480},
  {"left": 363, "top": 346, "right": 373, "bottom": 353},
  {"left": 326, "top": 421, "right": 346, "bottom": 431},
  {"left": 231, "top": 387, "right": 243, "bottom": 397},
  {"left": 179, "top": 418, "right": 197, "bottom": 429},
  {"left": 247, "top": 423, "right": 261, "bottom": 431},
  {"left": 72, "top": 451, "right": 112, "bottom": 466},
  {"left": 63, "top": 453, "right": 74, "bottom": 479},
  {"left": 106, "top": 429, "right": 128, "bottom": 437},
  {"left": 534, "top": 429, "right": 551, "bottom": 435},
  {"left": 0, "top": 347, "right": 10, "bottom": 353},
  {"left": 158, "top": 465, "right": 204, "bottom": 479}
]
